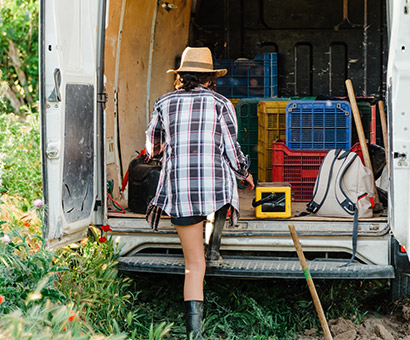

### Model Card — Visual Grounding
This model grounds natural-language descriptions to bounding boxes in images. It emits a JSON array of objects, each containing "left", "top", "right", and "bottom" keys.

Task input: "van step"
[{"left": 117, "top": 254, "right": 394, "bottom": 279}]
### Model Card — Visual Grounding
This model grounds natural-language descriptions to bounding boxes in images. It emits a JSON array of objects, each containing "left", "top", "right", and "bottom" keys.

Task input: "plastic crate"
[
  {"left": 351, "top": 101, "right": 372, "bottom": 144},
  {"left": 286, "top": 100, "right": 352, "bottom": 150},
  {"left": 236, "top": 98, "right": 285, "bottom": 182},
  {"left": 237, "top": 99, "right": 259, "bottom": 182},
  {"left": 272, "top": 142, "right": 363, "bottom": 201},
  {"left": 257, "top": 100, "right": 289, "bottom": 182},
  {"left": 215, "top": 53, "right": 278, "bottom": 98},
  {"left": 229, "top": 98, "right": 241, "bottom": 108}
]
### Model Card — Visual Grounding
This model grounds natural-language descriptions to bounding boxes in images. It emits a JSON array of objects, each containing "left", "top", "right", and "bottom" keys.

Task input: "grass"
[
  {"left": 0, "top": 110, "right": 42, "bottom": 210},
  {"left": 123, "top": 273, "right": 391, "bottom": 339}
]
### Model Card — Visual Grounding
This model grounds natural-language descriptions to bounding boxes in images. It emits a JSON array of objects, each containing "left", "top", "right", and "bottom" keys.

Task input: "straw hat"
[{"left": 167, "top": 47, "right": 227, "bottom": 77}]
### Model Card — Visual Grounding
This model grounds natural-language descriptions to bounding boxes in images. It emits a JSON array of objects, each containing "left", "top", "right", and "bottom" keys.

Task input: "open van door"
[
  {"left": 387, "top": 0, "right": 410, "bottom": 258},
  {"left": 39, "top": 0, "right": 107, "bottom": 248}
]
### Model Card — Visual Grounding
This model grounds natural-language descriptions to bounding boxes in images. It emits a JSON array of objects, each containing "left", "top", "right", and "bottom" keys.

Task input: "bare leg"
[{"left": 175, "top": 222, "right": 206, "bottom": 301}]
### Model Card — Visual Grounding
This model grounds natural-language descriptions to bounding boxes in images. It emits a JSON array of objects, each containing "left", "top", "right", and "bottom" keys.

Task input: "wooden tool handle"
[
  {"left": 345, "top": 79, "right": 380, "bottom": 205},
  {"left": 288, "top": 224, "right": 333, "bottom": 340},
  {"left": 378, "top": 100, "right": 389, "bottom": 174},
  {"left": 345, "top": 80, "right": 373, "bottom": 171}
]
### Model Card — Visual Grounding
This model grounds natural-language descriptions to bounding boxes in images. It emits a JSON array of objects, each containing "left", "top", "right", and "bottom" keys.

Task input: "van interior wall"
[
  {"left": 104, "top": 0, "right": 192, "bottom": 201},
  {"left": 191, "top": 0, "right": 387, "bottom": 98}
]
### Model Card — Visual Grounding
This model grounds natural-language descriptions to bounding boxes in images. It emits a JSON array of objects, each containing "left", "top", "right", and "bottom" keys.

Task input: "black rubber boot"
[
  {"left": 184, "top": 300, "right": 203, "bottom": 340},
  {"left": 205, "top": 204, "right": 229, "bottom": 264}
]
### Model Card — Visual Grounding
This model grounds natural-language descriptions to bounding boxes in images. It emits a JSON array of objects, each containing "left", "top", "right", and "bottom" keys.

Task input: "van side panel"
[{"left": 104, "top": 0, "right": 192, "bottom": 199}]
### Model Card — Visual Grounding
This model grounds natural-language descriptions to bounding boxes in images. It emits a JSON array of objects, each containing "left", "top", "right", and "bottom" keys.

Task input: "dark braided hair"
[{"left": 175, "top": 72, "right": 218, "bottom": 91}]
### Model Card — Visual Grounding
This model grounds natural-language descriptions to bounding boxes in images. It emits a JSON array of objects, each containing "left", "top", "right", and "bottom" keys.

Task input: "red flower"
[
  {"left": 24, "top": 222, "right": 30, "bottom": 227},
  {"left": 0, "top": 295, "right": 4, "bottom": 304},
  {"left": 68, "top": 312, "right": 76, "bottom": 322},
  {"left": 101, "top": 224, "right": 112, "bottom": 232},
  {"left": 99, "top": 236, "right": 107, "bottom": 243}
]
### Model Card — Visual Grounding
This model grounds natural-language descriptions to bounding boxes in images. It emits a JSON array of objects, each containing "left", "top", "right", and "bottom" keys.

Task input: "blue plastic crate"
[
  {"left": 286, "top": 100, "right": 352, "bottom": 150},
  {"left": 215, "top": 53, "right": 278, "bottom": 98}
]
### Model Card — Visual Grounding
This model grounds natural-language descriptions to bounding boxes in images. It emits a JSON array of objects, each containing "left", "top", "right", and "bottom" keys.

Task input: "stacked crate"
[
  {"left": 215, "top": 53, "right": 278, "bottom": 98},
  {"left": 269, "top": 100, "right": 353, "bottom": 201},
  {"left": 215, "top": 54, "right": 372, "bottom": 202},
  {"left": 286, "top": 100, "right": 352, "bottom": 150},
  {"left": 257, "top": 100, "right": 289, "bottom": 182},
  {"left": 215, "top": 54, "right": 279, "bottom": 183}
]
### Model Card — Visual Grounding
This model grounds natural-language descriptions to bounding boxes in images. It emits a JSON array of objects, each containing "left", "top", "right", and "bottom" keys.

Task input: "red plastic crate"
[{"left": 272, "top": 142, "right": 362, "bottom": 201}]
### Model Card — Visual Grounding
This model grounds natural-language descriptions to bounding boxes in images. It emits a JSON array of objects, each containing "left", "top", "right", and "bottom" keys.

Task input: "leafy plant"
[
  {"left": 0, "top": 228, "right": 66, "bottom": 314},
  {"left": 0, "top": 300, "right": 127, "bottom": 340},
  {"left": 0, "top": 0, "right": 39, "bottom": 113},
  {"left": 0, "top": 110, "right": 42, "bottom": 205},
  {"left": 55, "top": 227, "right": 151, "bottom": 338}
]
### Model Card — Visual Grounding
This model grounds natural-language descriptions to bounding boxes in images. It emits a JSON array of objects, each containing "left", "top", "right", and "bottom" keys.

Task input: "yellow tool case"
[{"left": 253, "top": 183, "right": 292, "bottom": 219}]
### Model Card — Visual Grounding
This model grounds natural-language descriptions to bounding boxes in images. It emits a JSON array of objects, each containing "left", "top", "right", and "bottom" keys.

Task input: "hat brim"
[{"left": 167, "top": 67, "right": 227, "bottom": 78}]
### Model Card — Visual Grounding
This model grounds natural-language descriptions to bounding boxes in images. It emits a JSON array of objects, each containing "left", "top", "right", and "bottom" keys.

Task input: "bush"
[
  {"left": 0, "top": 300, "right": 127, "bottom": 340},
  {"left": 55, "top": 227, "right": 145, "bottom": 338},
  {"left": 0, "top": 110, "right": 42, "bottom": 206},
  {"left": 0, "top": 0, "right": 39, "bottom": 113},
  {"left": 0, "top": 228, "right": 66, "bottom": 314}
]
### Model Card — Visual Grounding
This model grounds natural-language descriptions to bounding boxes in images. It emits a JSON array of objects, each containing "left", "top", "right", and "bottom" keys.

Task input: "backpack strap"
[
  {"left": 307, "top": 149, "right": 342, "bottom": 213},
  {"left": 334, "top": 152, "right": 359, "bottom": 216},
  {"left": 340, "top": 207, "right": 359, "bottom": 267}
]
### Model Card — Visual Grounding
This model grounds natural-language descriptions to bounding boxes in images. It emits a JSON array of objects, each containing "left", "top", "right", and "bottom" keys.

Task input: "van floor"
[{"left": 109, "top": 189, "right": 387, "bottom": 221}]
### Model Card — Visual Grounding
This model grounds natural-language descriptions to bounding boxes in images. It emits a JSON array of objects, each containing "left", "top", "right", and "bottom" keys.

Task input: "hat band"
[{"left": 180, "top": 61, "right": 214, "bottom": 71}]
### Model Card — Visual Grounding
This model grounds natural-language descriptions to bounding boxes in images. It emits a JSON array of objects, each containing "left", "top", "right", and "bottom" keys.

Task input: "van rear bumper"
[{"left": 117, "top": 254, "right": 394, "bottom": 279}]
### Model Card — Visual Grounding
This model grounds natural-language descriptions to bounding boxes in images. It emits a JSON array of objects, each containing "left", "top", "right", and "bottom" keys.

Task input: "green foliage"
[
  {"left": 126, "top": 274, "right": 391, "bottom": 340},
  {"left": 0, "top": 300, "right": 127, "bottom": 340},
  {"left": 0, "top": 228, "right": 66, "bottom": 314},
  {"left": 0, "top": 110, "right": 42, "bottom": 205},
  {"left": 0, "top": 0, "right": 39, "bottom": 112},
  {"left": 55, "top": 228, "right": 167, "bottom": 339}
]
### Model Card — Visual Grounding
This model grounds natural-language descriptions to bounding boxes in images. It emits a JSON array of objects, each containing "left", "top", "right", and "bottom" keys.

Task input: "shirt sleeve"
[
  {"left": 145, "top": 103, "right": 164, "bottom": 159},
  {"left": 219, "top": 100, "right": 250, "bottom": 180}
]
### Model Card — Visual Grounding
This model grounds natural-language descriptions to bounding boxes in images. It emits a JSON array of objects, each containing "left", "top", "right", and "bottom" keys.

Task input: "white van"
[{"left": 39, "top": 0, "right": 410, "bottom": 299}]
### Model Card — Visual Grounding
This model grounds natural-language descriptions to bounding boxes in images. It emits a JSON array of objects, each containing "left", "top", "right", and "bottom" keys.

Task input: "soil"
[{"left": 298, "top": 302, "right": 410, "bottom": 340}]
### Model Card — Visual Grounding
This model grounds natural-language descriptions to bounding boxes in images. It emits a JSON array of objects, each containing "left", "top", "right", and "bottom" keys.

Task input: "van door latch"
[
  {"left": 393, "top": 152, "right": 407, "bottom": 159},
  {"left": 48, "top": 68, "right": 61, "bottom": 102}
]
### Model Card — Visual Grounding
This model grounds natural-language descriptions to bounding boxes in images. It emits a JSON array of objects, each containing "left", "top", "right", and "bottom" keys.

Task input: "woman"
[{"left": 145, "top": 46, "right": 254, "bottom": 339}]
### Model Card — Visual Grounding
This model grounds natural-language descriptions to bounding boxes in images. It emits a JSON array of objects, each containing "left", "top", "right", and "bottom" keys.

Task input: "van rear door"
[
  {"left": 387, "top": 0, "right": 410, "bottom": 257},
  {"left": 40, "top": 0, "right": 106, "bottom": 248}
]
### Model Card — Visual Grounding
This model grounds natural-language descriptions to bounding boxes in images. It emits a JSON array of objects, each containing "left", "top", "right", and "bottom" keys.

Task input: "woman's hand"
[{"left": 241, "top": 172, "right": 255, "bottom": 190}]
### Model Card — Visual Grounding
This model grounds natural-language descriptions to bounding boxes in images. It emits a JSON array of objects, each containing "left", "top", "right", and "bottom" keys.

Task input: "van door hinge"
[
  {"left": 94, "top": 200, "right": 102, "bottom": 211},
  {"left": 97, "top": 92, "right": 109, "bottom": 104}
]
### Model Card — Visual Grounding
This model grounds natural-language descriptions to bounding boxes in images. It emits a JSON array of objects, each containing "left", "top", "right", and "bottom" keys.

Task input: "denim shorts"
[
  {"left": 170, "top": 215, "right": 207, "bottom": 226},
  {"left": 170, "top": 204, "right": 230, "bottom": 226}
]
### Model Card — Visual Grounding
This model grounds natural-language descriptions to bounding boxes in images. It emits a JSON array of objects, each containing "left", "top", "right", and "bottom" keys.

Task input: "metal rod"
[{"left": 146, "top": 1, "right": 160, "bottom": 125}]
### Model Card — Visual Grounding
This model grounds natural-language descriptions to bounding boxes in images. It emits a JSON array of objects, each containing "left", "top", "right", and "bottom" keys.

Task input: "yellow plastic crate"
[
  {"left": 257, "top": 100, "right": 289, "bottom": 181},
  {"left": 228, "top": 98, "right": 241, "bottom": 108},
  {"left": 254, "top": 185, "right": 292, "bottom": 219}
]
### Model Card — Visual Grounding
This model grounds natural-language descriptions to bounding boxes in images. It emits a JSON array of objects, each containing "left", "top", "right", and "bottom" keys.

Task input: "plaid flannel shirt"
[{"left": 145, "top": 85, "right": 249, "bottom": 230}]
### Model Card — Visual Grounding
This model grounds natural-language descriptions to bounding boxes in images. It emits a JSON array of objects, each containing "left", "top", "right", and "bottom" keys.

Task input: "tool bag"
[
  {"left": 128, "top": 158, "right": 162, "bottom": 214},
  {"left": 306, "top": 149, "right": 376, "bottom": 265}
]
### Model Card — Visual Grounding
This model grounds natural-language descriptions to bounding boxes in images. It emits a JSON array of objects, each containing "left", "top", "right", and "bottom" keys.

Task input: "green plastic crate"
[
  {"left": 236, "top": 99, "right": 261, "bottom": 182},
  {"left": 352, "top": 102, "right": 372, "bottom": 143}
]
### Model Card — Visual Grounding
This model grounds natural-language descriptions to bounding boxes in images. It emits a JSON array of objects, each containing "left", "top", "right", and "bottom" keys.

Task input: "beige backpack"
[
  {"left": 307, "top": 149, "right": 376, "bottom": 218},
  {"left": 306, "top": 149, "right": 376, "bottom": 265}
]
